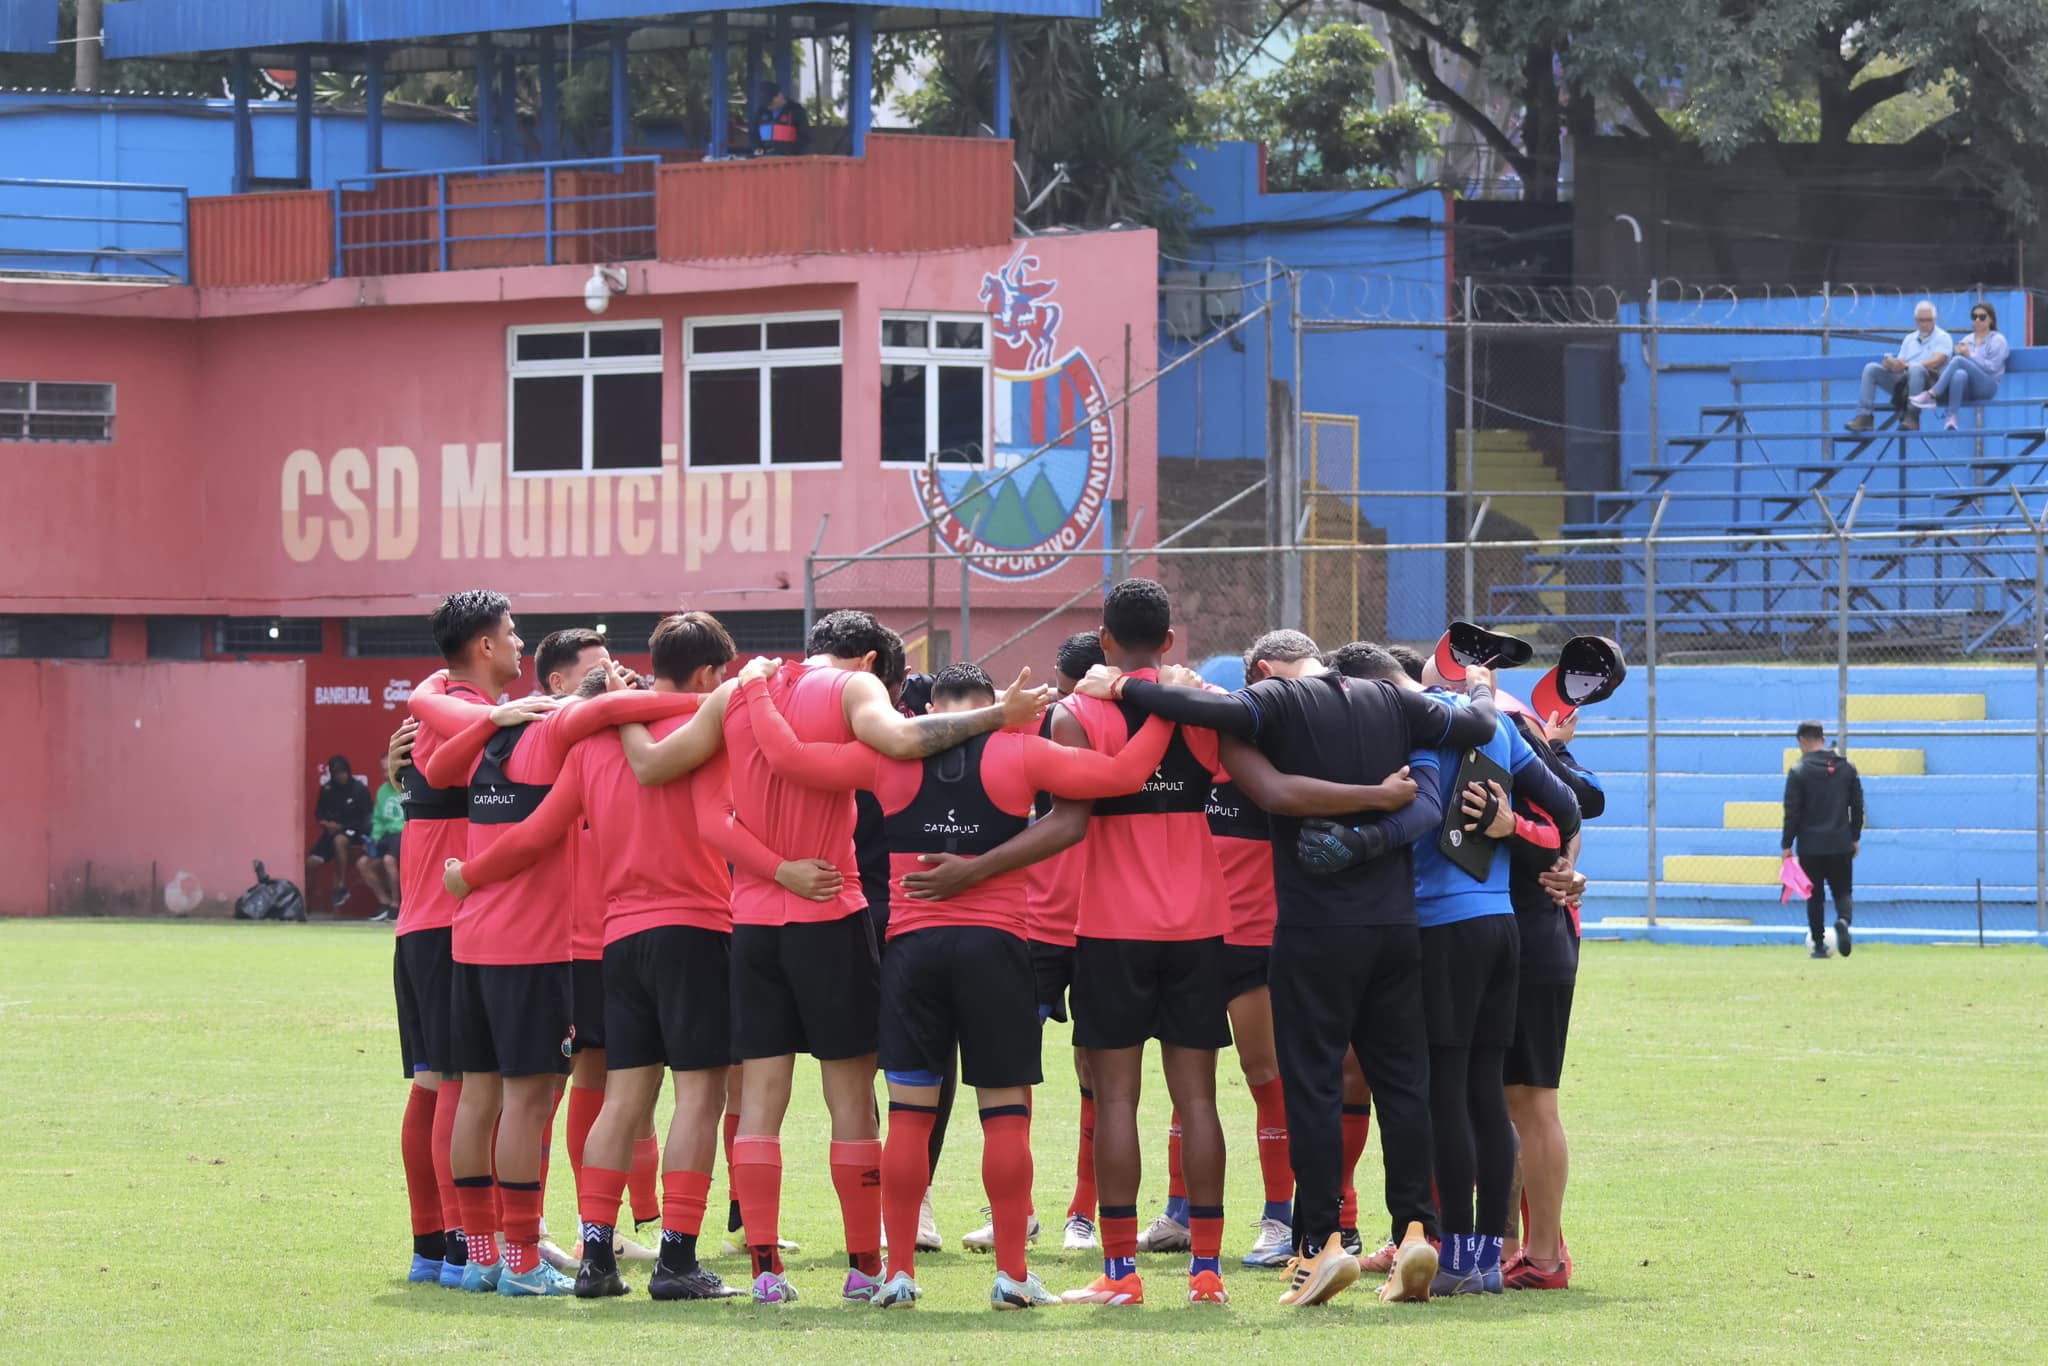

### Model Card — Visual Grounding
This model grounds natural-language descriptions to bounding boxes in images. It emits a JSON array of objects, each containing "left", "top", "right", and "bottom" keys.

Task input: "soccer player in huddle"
[
  {"left": 619, "top": 609, "right": 1051, "bottom": 1304},
  {"left": 739, "top": 658, "right": 1181, "bottom": 1308},
  {"left": 408, "top": 610, "right": 708, "bottom": 1296}
]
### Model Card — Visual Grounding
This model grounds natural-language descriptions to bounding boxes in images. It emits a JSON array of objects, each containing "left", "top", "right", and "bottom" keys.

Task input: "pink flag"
[{"left": 1779, "top": 854, "right": 1813, "bottom": 903}]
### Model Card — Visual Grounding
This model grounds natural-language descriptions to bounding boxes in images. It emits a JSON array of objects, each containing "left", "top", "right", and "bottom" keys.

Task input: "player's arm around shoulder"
[{"left": 620, "top": 677, "right": 736, "bottom": 786}]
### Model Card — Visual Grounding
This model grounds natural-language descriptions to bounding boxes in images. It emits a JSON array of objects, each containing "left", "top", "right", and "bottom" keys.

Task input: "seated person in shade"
[
  {"left": 1913, "top": 301, "right": 2008, "bottom": 431},
  {"left": 1844, "top": 300, "right": 1950, "bottom": 433},
  {"left": 753, "top": 83, "right": 811, "bottom": 156}
]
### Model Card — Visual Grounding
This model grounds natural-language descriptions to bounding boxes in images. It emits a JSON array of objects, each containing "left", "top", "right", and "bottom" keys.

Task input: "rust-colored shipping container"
[{"left": 188, "top": 189, "right": 331, "bottom": 287}]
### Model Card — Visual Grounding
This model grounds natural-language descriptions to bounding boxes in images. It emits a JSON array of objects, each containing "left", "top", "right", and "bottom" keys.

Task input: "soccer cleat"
[
  {"left": 1359, "top": 1239, "right": 1397, "bottom": 1275},
  {"left": 1062, "top": 1213, "right": 1100, "bottom": 1251},
  {"left": 991, "top": 1270, "right": 1059, "bottom": 1310},
  {"left": 962, "top": 1206, "right": 1041, "bottom": 1252},
  {"left": 1501, "top": 1252, "right": 1570, "bottom": 1291},
  {"left": 408, "top": 1252, "right": 444, "bottom": 1283},
  {"left": 575, "top": 1262, "right": 630, "bottom": 1299},
  {"left": 1276, "top": 1240, "right": 1361, "bottom": 1308},
  {"left": 649, "top": 1264, "right": 741, "bottom": 1300},
  {"left": 1809, "top": 940, "right": 1832, "bottom": 959},
  {"left": 1377, "top": 1222, "right": 1438, "bottom": 1303},
  {"left": 1836, "top": 915, "right": 1854, "bottom": 957},
  {"left": 917, "top": 1189, "right": 942, "bottom": 1252},
  {"left": 498, "top": 1262, "right": 578, "bottom": 1297},
  {"left": 750, "top": 1272, "right": 798, "bottom": 1305},
  {"left": 458, "top": 1260, "right": 503, "bottom": 1294},
  {"left": 1430, "top": 1265, "right": 1499, "bottom": 1297},
  {"left": 1339, "top": 1228, "right": 1365, "bottom": 1259},
  {"left": 841, "top": 1269, "right": 885, "bottom": 1303},
  {"left": 871, "top": 1271, "right": 921, "bottom": 1308},
  {"left": 614, "top": 1232, "right": 658, "bottom": 1264},
  {"left": 438, "top": 1259, "right": 465, "bottom": 1290},
  {"left": 537, "top": 1237, "right": 581, "bottom": 1274},
  {"left": 1061, "top": 1271, "right": 1145, "bottom": 1306},
  {"left": 721, "top": 1230, "right": 800, "bottom": 1258},
  {"left": 1136, "top": 1213, "right": 1191, "bottom": 1253},
  {"left": 368, "top": 907, "right": 397, "bottom": 924},
  {"left": 1241, "top": 1218, "right": 1294, "bottom": 1268},
  {"left": 1188, "top": 1269, "right": 1230, "bottom": 1304}
]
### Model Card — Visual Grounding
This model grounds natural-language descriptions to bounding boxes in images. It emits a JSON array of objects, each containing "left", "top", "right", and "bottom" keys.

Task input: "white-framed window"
[
  {"left": 0, "top": 380, "right": 115, "bottom": 442},
  {"left": 684, "top": 311, "right": 842, "bottom": 468},
  {"left": 879, "top": 314, "right": 990, "bottom": 467},
  {"left": 506, "top": 322, "right": 664, "bottom": 475}
]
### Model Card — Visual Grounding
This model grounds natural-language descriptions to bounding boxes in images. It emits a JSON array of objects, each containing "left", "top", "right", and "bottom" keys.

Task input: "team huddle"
[{"left": 383, "top": 579, "right": 1618, "bottom": 1309}]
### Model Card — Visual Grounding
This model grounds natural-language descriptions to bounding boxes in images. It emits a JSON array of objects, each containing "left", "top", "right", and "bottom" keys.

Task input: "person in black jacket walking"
[{"left": 1781, "top": 722, "right": 1864, "bottom": 959}]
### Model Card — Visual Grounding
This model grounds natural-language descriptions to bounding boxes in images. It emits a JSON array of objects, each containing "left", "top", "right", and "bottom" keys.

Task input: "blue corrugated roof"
[
  {"left": 104, "top": 0, "right": 347, "bottom": 59},
  {"left": 0, "top": 0, "right": 58, "bottom": 54},
  {"left": 104, "top": 0, "right": 1097, "bottom": 58}
]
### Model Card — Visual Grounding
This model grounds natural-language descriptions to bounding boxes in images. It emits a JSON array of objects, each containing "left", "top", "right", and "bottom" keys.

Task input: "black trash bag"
[{"left": 234, "top": 860, "right": 307, "bottom": 923}]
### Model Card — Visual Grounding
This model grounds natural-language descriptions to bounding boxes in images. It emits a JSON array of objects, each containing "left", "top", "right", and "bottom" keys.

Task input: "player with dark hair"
[
  {"left": 620, "top": 608, "right": 1052, "bottom": 1305},
  {"left": 1784, "top": 721, "right": 1862, "bottom": 960},
  {"left": 738, "top": 656, "right": 1175, "bottom": 1308},
  {"left": 1078, "top": 632, "right": 1495, "bottom": 1307},
  {"left": 389, "top": 590, "right": 516, "bottom": 1286},
  {"left": 410, "top": 628, "right": 723, "bottom": 1297},
  {"left": 447, "top": 616, "right": 840, "bottom": 1302}
]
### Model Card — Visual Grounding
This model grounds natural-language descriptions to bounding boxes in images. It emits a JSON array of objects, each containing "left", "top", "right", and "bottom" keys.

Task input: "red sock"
[
  {"left": 432, "top": 1080, "right": 463, "bottom": 1234},
  {"left": 1069, "top": 1088, "right": 1097, "bottom": 1220},
  {"left": 731, "top": 1136, "right": 783, "bottom": 1274},
  {"left": 501, "top": 1181, "right": 544, "bottom": 1274},
  {"left": 1166, "top": 1111, "right": 1186, "bottom": 1201},
  {"left": 1100, "top": 1206, "right": 1139, "bottom": 1261},
  {"left": 577, "top": 1164, "right": 628, "bottom": 1235},
  {"left": 663, "top": 1168, "right": 711, "bottom": 1238},
  {"left": 401, "top": 1084, "right": 441, "bottom": 1238},
  {"left": 1250, "top": 1077, "right": 1293, "bottom": 1205},
  {"left": 538, "top": 1086, "right": 564, "bottom": 1203},
  {"left": 629, "top": 1132, "right": 661, "bottom": 1225},
  {"left": 565, "top": 1084, "right": 603, "bottom": 1195},
  {"left": 456, "top": 1178, "right": 500, "bottom": 1265},
  {"left": 882, "top": 1106, "right": 937, "bottom": 1281},
  {"left": 1339, "top": 1103, "right": 1371, "bottom": 1229},
  {"left": 722, "top": 1112, "right": 741, "bottom": 1218},
  {"left": 831, "top": 1138, "right": 884, "bottom": 1277},
  {"left": 981, "top": 1107, "right": 1034, "bottom": 1281},
  {"left": 1189, "top": 1205, "right": 1224, "bottom": 1261}
]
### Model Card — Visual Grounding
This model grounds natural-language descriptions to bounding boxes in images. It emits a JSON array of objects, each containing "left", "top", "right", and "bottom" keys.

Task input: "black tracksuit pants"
[
  {"left": 1270, "top": 922, "right": 1437, "bottom": 1251},
  {"left": 1798, "top": 852, "right": 1853, "bottom": 944}
]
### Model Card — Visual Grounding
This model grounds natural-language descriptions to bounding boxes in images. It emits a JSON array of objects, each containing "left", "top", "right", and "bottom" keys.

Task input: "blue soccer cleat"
[
  {"left": 438, "top": 1259, "right": 465, "bottom": 1289},
  {"left": 497, "top": 1262, "right": 577, "bottom": 1297},
  {"left": 458, "top": 1260, "right": 503, "bottom": 1294},
  {"left": 409, "top": 1253, "right": 444, "bottom": 1284}
]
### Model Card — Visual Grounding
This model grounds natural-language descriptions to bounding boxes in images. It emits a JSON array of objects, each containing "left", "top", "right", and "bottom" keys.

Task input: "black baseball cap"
[
  {"left": 1429, "top": 621, "right": 1534, "bottom": 682},
  {"left": 1530, "top": 635, "right": 1627, "bottom": 720}
]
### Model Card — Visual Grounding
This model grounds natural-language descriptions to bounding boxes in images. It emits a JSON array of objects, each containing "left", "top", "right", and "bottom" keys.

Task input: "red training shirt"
[{"left": 396, "top": 670, "right": 491, "bottom": 937}]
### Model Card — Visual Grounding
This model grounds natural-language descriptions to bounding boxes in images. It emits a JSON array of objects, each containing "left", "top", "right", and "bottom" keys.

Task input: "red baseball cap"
[{"left": 1529, "top": 635, "right": 1627, "bottom": 721}]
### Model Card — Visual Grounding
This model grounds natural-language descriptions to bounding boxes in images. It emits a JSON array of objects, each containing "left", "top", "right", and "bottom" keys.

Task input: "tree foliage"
[{"left": 1202, "top": 22, "right": 1439, "bottom": 191}]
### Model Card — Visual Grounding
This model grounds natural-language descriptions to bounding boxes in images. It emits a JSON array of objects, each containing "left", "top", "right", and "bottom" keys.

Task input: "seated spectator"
[
  {"left": 753, "top": 82, "right": 810, "bottom": 156},
  {"left": 305, "top": 754, "right": 372, "bottom": 911},
  {"left": 361, "top": 754, "right": 407, "bottom": 923},
  {"left": 1845, "top": 300, "right": 1951, "bottom": 433},
  {"left": 1914, "top": 301, "right": 2008, "bottom": 431}
]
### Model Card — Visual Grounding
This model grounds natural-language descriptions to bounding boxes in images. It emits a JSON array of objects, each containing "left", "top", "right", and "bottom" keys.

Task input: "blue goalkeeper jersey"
[{"left": 1412, "top": 691, "right": 1536, "bottom": 928}]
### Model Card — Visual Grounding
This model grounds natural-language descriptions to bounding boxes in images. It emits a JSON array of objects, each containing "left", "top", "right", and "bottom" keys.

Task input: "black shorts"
[
  {"left": 1503, "top": 980, "right": 1574, "bottom": 1089},
  {"left": 1223, "top": 942, "right": 1270, "bottom": 1002},
  {"left": 730, "top": 913, "right": 881, "bottom": 1062},
  {"left": 367, "top": 832, "right": 402, "bottom": 861},
  {"left": 449, "top": 960, "right": 573, "bottom": 1078},
  {"left": 393, "top": 927, "right": 455, "bottom": 1078},
  {"left": 308, "top": 830, "right": 367, "bottom": 862},
  {"left": 605, "top": 924, "right": 733, "bottom": 1073},
  {"left": 881, "top": 927, "right": 1042, "bottom": 1090},
  {"left": 572, "top": 958, "right": 606, "bottom": 1053},
  {"left": 1029, "top": 941, "right": 1075, "bottom": 1024},
  {"left": 1071, "top": 935, "right": 1232, "bottom": 1052},
  {"left": 1420, "top": 914, "right": 1520, "bottom": 1051}
]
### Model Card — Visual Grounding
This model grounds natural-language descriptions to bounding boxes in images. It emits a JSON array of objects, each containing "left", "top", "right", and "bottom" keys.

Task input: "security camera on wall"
[{"left": 584, "top": 265, "right": 627, "bottom": 316}]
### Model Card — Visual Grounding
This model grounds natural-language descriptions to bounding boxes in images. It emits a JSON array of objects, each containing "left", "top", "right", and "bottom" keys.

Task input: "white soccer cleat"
[
  {"left": 613, "top": 1231, "right": 658, "bottom": 1263},
  {"left": 917, "top": 1188, "right": 943, "bottom": 1252},
  {"left": 961, "top": 1206, "right": 1041, "bottom": 1252},
  {"left": 720, "top": 1229, "right": 802, "bottom": 1258},
  {"left": 536, "top": 1237, "right": 581, "bottom": 1274},
  {"left": 1136, "top": 1213, "right": 1191, "bottom": 1253},
  {"left": 1241, "top": 1217, "right": 1294, "bottom": 1267},
  {"left": 1062, "top": 1213, "right": 1100, "bottom": 1251}
]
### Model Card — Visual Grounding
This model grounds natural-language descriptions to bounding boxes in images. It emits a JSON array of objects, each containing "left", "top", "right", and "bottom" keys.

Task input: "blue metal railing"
[
  {"left": 0, "top": 178, "right": 190, "bottom": 282},
  {"left": 331, "top": 156, "right": 660, "bottom": 278}
]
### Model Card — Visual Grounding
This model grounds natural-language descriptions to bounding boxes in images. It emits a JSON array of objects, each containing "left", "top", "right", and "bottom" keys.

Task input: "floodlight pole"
[{"left": 1643, "top": 493, "right": 1670, "bottom": 930}]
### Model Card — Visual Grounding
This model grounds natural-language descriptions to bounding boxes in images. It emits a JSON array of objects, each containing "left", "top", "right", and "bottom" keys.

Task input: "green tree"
[{"left": 1203, "top": 22, "right": 1440, "bottom": 191}]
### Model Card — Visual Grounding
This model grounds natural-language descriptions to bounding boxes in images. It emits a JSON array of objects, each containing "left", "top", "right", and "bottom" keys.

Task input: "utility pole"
[{"left": 75, "top": 0, "right": 104, "bottom": 92}]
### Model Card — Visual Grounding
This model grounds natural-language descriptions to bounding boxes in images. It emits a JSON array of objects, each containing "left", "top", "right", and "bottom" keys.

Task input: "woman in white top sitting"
[{"left": 1914, "top": 301, "right": 2010, "bottom": 431}]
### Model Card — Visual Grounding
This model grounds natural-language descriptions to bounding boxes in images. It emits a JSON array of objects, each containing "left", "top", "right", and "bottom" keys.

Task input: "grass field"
[{"left": 3, "top": 922, "right": 2044, "bottom": 1362}]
